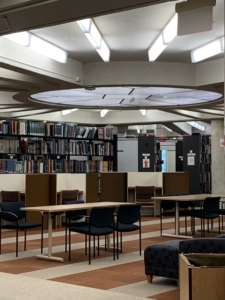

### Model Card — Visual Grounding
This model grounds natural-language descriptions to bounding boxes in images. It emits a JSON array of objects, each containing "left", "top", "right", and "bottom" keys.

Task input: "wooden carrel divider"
[{"left": 25, "top": 174, "right": 57, "bottom": 229}]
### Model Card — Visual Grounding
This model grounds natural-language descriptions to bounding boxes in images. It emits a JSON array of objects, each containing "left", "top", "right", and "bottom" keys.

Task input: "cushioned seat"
[{"left": 144, "top": 236, "right": 225, "bottom": 283}]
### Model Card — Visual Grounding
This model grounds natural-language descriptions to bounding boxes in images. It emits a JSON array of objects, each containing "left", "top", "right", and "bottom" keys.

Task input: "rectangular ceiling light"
[
  {"left": 187, "top": 121, "right": 205, "bottom": 131},
  {"left": 29, "top": 35, "right": 67, "bottom": 63},
  {"left": 191, "top": 36, "right": 224, "bottom": 63},
  {"left": 96, "top": 38, "right": 110, "bottom": 62},
  {"left": 4, "top": 31, "right": 67, "bottom": 63},
  {"left": 148, "top": 33, "right": 167, "bottom": 62},
  {"left": 77, "top": 18, "right": 110, "bottom": 62},
  {"left": 162, "top": 13, "right": 178, "bottom": 44},
  {"left": 4, "top": 31, "right": 30, "bottom": 46}
]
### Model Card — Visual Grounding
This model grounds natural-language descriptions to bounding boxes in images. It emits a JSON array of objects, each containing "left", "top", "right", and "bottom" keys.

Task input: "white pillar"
[{"left": 211, "top": 120, "right": 225, "bottom": 194}]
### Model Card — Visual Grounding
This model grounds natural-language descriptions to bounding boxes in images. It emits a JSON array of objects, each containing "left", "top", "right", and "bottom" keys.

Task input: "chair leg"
[
  {"left": 65, "top": 223, "right": 67, "bottom": 253},
  {"left": 117, "top": 230, "right": 119, "bottom": 259},
  {"left": 85, "top": 234, "right": 87, "bottom": 255},
  {"left": 105, "top": 235, "right": 107, "bottom": 252},
  {"left": 88, "top": 234, "right": 91, "bottom": 265},
  {"left": 98, "top": 236, "right": 100, "bottom": 256},
  {"left": 93, "top": 236, "right": 95, "bottom": 258},
  {"left": 146, "top": 275, "right": 153, "bottom": 283},
  {"left": 16, "top": 227, "right": 18, "bottom": 257},
  {"left": 219, "top": 216, "right": 220, "bottom": 235},
  {"left": 24, "top": 229, "right": 26, "bottom": 251},
  {"left": 69, "top": 229, "right": 71, "bottom": 261},
  {"left": 113, "top": 231, "right": 115, "bottom": 261},
  {"left": 41, "top": 222, "right": 43, "bottom": 254},
  {"left": 160, "top": 213, "right": 162, "bottom": 235},
  {"left": 120, "top": 232, "right": 122, "bottom": 253},
  {"left": 139, "top": 228, "right": 141, "bottom": 256},
  {"left": 203, "top": 219, "right": 205, "bottom": 238},
  {"left": 185, "top": 216, "right": 187, "bottom": 236},
  {"left": 0, "top": 226, "right": 1, "bottom": 254}
]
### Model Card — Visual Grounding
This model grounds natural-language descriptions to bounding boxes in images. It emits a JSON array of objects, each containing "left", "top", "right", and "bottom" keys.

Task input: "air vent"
[{"left": 0, "top": 17, "right": 10, "bottom": 32}]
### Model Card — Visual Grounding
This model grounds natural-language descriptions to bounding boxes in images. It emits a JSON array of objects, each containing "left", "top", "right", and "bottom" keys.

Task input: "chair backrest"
[
  {"left": 1, "top": 191, "right": 19, "bottom": 202},
  {"left": 203, "top": 197, "right": 221, "bottom": 213},
  {"left": 0, "top": 201, "right": 25, "bottom": 222},
  {"left": 61, "top": 190, "right": 79, "bottom": 204},
  {"left": 135, "top": 186, "right": 155, "bottom": 202},
  {"left": 160, "top": 195, "right": 175, "bottom": 210},
  {"left": 179, "top": 238, "right": 225, "bottom": 254},
  {"left": 117, "top": 204, "right": 141, "bottom": 224},
  {"left": 90, "top": 206, "right": 116, "bottom": 228},
  {"left": 64, "top": 200, "right": 86, "bottom": 219}
]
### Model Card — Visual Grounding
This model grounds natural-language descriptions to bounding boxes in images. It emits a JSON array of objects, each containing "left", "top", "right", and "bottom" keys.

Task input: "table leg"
[
  {"left": 37, "top": 212, "right": 64, "bottom": 262},
  {"left": 162, "top": 201, "right": 193, "bottom": 239}
]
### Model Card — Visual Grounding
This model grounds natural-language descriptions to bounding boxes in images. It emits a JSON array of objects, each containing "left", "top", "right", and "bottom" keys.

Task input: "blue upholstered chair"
[
  {"left": 144, "top": 237, "right": 225, "bottom": 283},
  {"left": 69, "top": 206, "right": 116, "bottom": 264},
  {"left": 0, "top": 201, "right": 43, "bottom": 257}
]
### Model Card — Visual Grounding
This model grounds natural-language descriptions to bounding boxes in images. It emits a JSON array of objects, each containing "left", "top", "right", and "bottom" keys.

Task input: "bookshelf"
[
  {"left": 0, "top": 120, "right": 117, "bottom": 174},
  {"left": 183, "top": 134, "right": 211, "bottom": 194},
  {"left": 138, "top": 135, "right": 159, "bottom": 172}
]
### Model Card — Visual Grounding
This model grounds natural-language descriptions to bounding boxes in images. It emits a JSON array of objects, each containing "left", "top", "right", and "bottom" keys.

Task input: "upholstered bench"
[{"left": 144, "top": 237, "right": 225, "bottom": 283}]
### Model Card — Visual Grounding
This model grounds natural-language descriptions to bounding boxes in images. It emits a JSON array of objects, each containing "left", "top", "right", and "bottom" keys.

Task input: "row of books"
[
  {"left": 200, "top": 144, "right": 211, "bottom": 154},
  {"left": 0, "top": 139, "right": 19, "bottom": 153},
  {"left": 200, "top": 153, "right": 211, "bottom": 163},
  {"left": 200, "top": 172, "right": 211, "bottom": 183},
  {"left": 69, "top": 141, "right": 114, "bottom": 156},
  {"left": 200, "top": 163, "right": 211, "bottom": 173},
  {"left": 0, "top": 159, "right": 114, "bottom": 174},
  {"left": 0, "top": 138, "right": 114, "bottom": 156},
  {"left": 200, "top": 181, "right": 211, "bottom": 193},
  {"left": 0, "top": 120, "right": 114, "bottom": 139}
]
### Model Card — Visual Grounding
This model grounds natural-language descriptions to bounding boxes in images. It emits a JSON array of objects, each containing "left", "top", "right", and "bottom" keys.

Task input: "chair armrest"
[{"left": 0, "top": 211, "right": 18, "bottom": 220}]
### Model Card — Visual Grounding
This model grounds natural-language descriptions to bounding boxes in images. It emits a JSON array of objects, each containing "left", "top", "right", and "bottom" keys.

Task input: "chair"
[
  {"left": 176, "top": 193, "right": 191, "bottom": 235},
  {"left": 135, "top": 186, "right": 155, "bottom": 216},
  {"left": 69, "top": 206, "right": 116, "bottom": 264},
  {"left": 160, "top": 195, "right": 175, "bottom": 234},
  {"left": 0, "top": 201, "right": 43, "bottom": 257},
  {"left": 112, "top": 204, "right": 142, "bottom": 259},
  {"left": 1, "top": 191, "right": 20, "bottom": 202},
  {"left": 60, "top": 189, "right": 79, "bottom": 204},
  {"left": 190, "top": 197, "right": 221, "bottom": 237},
  {"left": 63, "top": 200, "right": 87, "bottom": 252}
]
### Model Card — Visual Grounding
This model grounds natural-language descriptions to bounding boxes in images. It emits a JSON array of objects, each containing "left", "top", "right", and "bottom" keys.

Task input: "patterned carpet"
[{"left": 0, "top": 216, "right": 219, "bottom": 299}]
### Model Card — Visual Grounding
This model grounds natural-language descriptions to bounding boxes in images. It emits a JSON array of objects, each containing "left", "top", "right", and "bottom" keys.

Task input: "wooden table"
[
  {"left": 152, "top": 194, "right": 225, "bottom": 239},
  {"left": 21, "top": 202, "right": 130, "bottom": 262}
]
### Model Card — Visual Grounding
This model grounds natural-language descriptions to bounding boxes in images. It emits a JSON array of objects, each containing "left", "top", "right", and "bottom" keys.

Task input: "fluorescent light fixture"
[
  {"left": 29, "top": 35, "right": 67, "bottom": 63},
  {"left": 77, "top": 18, "right": 110, "bottom": 62},
  {"left": 162, "top": 13, "right": 178, "bottom": 44},
  {"left": 139, "top": 109, "right": 146, "bottom": 116},
  {"left": 191, "top": 36, "right": 224, "bottom": 63},
  {"left": 96, "top": 38, "right": 110, "bottom": 62},
  {"left": 62, "top": 109, "right": 78, "bottom": 115},
  {"left": 148, "top": 13, "right": 178, "bottom": 62},
  {"left": 100, "top": 109, "right": 109, "bottom": 117},
  {"left": 4, "top": 32, "right": 67, "bottom": 63},
  {"left": 148, "top": 34, "right": 167, "bottom": 62},
  {"left": 163, "top": 125, "right": 172, "bottom": 132},
  {"left": 4, "top": 31, "right": 30, "bottom": 46},
  {"left": 187, "top": 121, "right": 205, "bottom": 131}
]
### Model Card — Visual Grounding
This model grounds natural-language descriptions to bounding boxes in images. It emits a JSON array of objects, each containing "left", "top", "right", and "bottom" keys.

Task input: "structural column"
[{"left": 211, "top": 120, "right": 225, "bottom": 194}]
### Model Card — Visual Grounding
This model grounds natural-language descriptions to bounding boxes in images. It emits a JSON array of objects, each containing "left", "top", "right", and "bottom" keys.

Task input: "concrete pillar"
[{"left": 211, "top": 120, "right": 225, "bottom": 194}]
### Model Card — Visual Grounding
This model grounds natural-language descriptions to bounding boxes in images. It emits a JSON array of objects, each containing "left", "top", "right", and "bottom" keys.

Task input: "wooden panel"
[
  {"left": 191, "top": 268, "right": 225, "bottom": 300},
  {"left": 163, "top": 172, "right": 189, "bottom": 195},
  {"left": 101, "top": 173, "right": 127, "bottom": 202},
  {"left": 25, "top": 174, "right": 50, "bottom": 229},
  {"left": 179, "top": 254, "right": 191, "bottom": 300},
  {"left": 86, "top": 173, "right": 98, "bottom": 203}
]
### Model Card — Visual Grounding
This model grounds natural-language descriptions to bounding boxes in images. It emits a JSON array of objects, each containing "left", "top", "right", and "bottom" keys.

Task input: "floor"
[{"left": 0, "top": 216, "right": 220, "bottom": 300}]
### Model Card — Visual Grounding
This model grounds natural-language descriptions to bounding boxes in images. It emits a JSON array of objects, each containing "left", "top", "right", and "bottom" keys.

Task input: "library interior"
[{"left": 0, "top": 0, "right": 224, "bottom": 299}]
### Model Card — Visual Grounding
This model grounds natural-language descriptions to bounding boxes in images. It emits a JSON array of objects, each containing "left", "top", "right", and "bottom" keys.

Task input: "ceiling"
[{"left": 0, "top": 0, "right": 224, "bottom": 131}]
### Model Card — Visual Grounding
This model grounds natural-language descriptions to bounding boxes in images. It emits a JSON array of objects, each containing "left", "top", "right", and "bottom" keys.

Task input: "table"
[
  {"left": 21, "top": 202, "right": 130, "bottom": 262},
  {"left": 152, "top": 194, "right": 225, "bottom": 239}
]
